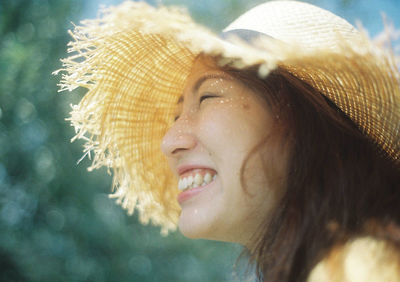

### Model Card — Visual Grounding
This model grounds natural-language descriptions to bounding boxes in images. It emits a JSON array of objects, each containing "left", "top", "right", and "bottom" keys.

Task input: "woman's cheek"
[{"left": 200, "top": 106, "right": 243, "bottom": 140}]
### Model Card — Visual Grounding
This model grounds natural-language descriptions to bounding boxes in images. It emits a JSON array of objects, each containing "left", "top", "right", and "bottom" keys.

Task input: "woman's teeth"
[{"left": 178, "top": 172, "right": 217, "bottom": 191}]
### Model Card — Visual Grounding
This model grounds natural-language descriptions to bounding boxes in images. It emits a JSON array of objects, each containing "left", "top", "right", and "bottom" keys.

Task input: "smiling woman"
[
  {"left": 57, "top": 1, "right": 400, "bottom": 281},
  {"left": 161, "top": 56, "right": 290, "bottom": 244}
]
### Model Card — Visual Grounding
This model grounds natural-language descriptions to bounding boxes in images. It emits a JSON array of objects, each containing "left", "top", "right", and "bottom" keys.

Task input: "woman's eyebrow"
[{"left": 177, "top": 73, "right": 233, "bottom": 104}]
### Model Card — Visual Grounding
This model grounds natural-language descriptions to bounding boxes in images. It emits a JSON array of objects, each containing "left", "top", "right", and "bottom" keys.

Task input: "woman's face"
[{"left": 161, "top": 56, "right": 290, "bottom": 245}]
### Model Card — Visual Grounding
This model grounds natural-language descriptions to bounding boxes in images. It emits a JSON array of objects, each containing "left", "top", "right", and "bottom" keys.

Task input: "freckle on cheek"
[{"left": 242, "top": 103, "right": 250, "bottom": 110}]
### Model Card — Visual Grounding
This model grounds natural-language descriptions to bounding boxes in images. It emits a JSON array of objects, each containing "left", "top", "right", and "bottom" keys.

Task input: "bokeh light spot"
[
  {"left": 15, "top": 98, "right": 37, "bottom": 124},
  {"left": 46, "top": 209, "right": 65, "bottom": 231},
  {"left": 34, "top": 146, "right": 56, "bottom": 183},
  {"left": 20, "top": 119, "right": 48, "bottom": 150},
  {"left": 16, "top": 23, "right": 35, "bottom": 43},
  {"left": 1, "top": 202, "right": 24, "bottom": 226}
]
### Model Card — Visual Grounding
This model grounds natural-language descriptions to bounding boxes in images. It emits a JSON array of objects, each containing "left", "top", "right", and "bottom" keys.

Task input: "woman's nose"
[{"left": 161, "top": 115, "right": 197, "bottom": 158}]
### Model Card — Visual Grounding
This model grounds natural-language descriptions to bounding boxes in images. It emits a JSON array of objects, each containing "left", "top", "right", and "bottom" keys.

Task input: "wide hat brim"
[{"left": 56, "top": 1, "right": 400, "bottom": 234}]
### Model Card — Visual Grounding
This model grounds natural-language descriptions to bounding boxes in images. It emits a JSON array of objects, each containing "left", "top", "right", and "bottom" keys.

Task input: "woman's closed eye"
[
  {"left": 173, "top": 94, "right": 220, "bottom": 121},
  {"left": 200, "top": 93, "right": 219, "bottom": 103}
]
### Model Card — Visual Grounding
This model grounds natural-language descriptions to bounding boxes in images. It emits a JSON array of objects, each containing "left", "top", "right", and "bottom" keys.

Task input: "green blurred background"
[{"left": 0, "top": 0, "right": 399, "bottom": 281}]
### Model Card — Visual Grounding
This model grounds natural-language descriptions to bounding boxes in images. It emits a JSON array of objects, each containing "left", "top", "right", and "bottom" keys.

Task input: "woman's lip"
[
  {"left": 177, "top": 179, "right": 215, "bottom": 204},
  {"left": 177, "top": 164, "right": 216, "bottom": 176}
]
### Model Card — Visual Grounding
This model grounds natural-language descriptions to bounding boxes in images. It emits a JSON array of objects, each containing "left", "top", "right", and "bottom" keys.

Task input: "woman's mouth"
[
  {"left": 177, "top": 168, "right": 217, "bottom": 204},
  {"left": 178, "top": 169, "right": 217, "bottom": 191}
]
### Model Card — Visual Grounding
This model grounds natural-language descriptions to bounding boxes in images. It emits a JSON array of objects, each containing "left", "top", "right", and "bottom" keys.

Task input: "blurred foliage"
[{"left": 1, "top": 0, "right": 398, "bottom": 281}]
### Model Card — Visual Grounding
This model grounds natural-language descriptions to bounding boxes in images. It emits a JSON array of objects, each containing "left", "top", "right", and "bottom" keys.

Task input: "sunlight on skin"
[{"left": 161, "top": 56, "right": 290, "bottom": 246}]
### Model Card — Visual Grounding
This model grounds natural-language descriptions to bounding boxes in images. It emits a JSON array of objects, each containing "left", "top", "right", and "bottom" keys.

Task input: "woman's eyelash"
[
  {"left": 174, "top": 94, "right": 219, "bottom": 121},
  {"left": 200, "top": 94, "right": 219, "bottom": 103}
]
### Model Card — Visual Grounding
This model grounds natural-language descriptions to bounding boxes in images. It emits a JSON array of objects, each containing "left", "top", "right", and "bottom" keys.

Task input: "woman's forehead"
[
  {"left": 178, "top": 56, "right": 232, "bottom": 102},
  {"left": 188, "top": 55, "right": 220, "bottom": 78}
]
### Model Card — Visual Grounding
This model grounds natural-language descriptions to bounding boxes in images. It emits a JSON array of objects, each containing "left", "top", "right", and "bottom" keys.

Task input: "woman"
[{"left": 57, "top": 1, "right": 400, "bottom": 281}]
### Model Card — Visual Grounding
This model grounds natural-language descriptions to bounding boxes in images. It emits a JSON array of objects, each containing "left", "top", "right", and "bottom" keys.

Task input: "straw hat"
[{"left": 56, "top": 0, "right": 400, "bottom": 234}]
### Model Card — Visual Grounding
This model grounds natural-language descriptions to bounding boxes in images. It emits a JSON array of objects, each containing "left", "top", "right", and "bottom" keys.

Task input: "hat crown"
[{"left": 224, "top": 0, "right": 360, "bottom": 50}]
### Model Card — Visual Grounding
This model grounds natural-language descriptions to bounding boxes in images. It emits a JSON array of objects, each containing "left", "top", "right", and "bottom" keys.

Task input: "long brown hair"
[{"left": 224, "top": 65, "right": 400, "bottom": 281}]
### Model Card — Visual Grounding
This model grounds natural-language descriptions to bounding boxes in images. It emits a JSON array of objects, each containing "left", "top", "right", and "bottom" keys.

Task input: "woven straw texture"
[{"left": 56, "top": 1, "right": 400, "bottom": 233}]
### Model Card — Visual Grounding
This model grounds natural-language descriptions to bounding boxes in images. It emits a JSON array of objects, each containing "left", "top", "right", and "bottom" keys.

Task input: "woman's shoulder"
[{"left": 308, "top": 223, "right": 400, "bottom": 282}]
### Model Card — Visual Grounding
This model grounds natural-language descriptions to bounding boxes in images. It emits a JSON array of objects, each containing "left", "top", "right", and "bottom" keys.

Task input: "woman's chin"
[
  {"left": 178, "top": 227, "right": 201, "bottom": 239},
  {"left": 177, "top": 211, "right": 219, "bottom": 240},
  {"left": 178, "top": 216, "right": 207, "bottom": 239}
]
